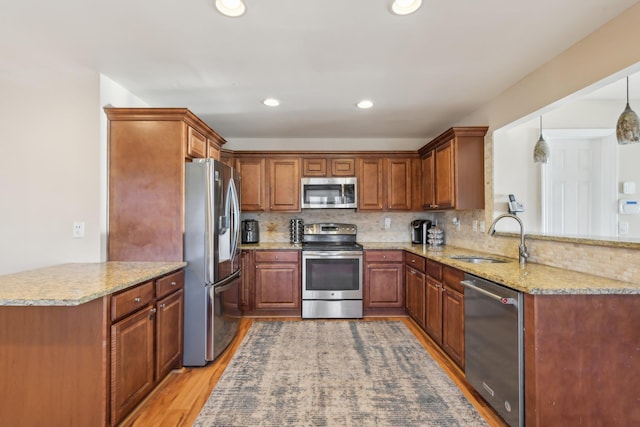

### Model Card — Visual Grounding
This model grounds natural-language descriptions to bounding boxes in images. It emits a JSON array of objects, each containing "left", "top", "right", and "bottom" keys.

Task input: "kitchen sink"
[{"left": 448, "top": 255, "right": 509, "bottom": 264}]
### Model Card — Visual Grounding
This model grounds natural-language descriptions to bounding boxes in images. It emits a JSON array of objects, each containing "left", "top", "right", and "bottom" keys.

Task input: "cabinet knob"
[
  {"left": 134, "top": 297, "right": 141, "bottom": 303},
  {"left": 383, "top": 255, "right": 386, "bottom": 259},
  {"left": 411, "top": 259, "right": 415, "bottom": 263},
  {"left": 160, "top": 303, "right": 166, "bottom": 309},
  {"left": 275, "top": 256, "right": 279, "bottom": 260},
  {"left": 170, "top": 281, "right": 177, "bottom": 286}
]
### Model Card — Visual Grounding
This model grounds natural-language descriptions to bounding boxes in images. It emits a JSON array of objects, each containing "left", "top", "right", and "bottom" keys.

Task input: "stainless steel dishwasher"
[{"left": 461, "top": 274, "right": 523, "bottom": 427}]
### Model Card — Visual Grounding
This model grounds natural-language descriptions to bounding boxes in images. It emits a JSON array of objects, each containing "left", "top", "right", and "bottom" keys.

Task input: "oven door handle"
[{"left": 460, "top": 280, "right": 518, "bottom": 306}]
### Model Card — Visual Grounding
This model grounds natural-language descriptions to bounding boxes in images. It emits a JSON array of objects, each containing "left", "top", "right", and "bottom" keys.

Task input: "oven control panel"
[{"left": 303, "top": 223, "right": 357, "bottom": 235}]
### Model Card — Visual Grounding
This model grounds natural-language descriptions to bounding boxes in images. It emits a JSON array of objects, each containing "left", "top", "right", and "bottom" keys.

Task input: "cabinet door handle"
[
  {"left": 149, "top": 307, "right": 157, "bottom": 319},
  {"left": 160, "top": 303, "right": 166, "bottom": 309},
  {"left": 134, "top": 297, "right": 141, "bottom": 303}
]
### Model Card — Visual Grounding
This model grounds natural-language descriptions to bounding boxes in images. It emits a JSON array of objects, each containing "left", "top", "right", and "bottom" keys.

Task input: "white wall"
[{"left": 0, "top": 66, "right": 102, "bottom": 275}]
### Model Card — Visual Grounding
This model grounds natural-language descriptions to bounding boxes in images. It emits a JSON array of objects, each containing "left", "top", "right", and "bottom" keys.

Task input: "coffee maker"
[
  {"left": 411, "top": 219, "right": 432, "bottom": 244},
  {"left": 241, "top": 219, "right": 260, "bottom": 244}
]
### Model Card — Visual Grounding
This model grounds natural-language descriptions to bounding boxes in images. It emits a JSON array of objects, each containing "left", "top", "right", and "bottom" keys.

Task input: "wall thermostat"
[{"left": 619, "top": 199, "right": 640, "bottom": 215}]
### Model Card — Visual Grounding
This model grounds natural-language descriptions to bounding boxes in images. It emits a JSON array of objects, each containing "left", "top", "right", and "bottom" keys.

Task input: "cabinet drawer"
[
  {"left": 156, "top": 270, "right": 184, "bottom": 299},
  {"left": 111, "top": 281, "right": 155, "bottom": 321},
  {"left": 443, "top": 265, "right": 464, "bottom": 293},
  {"left": 254, "top": 250, "right": 299, "bottom": 263},
  {"left": 365, "top": 250, "right": 403, "bottom": 263},
  {"left": 404, "top": 252, "right": 426, "bottom": 272},
  {"left": 426, "top": 260, "right": 442, "bottom": 280}
]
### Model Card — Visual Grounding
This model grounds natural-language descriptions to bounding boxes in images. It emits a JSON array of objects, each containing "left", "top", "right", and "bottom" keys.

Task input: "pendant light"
[
  {"left": 616, "top": 76, "right": 640, "bottom": 145},
  {"left": 533, "top": 116, "right": 550, "bottom": 164}
]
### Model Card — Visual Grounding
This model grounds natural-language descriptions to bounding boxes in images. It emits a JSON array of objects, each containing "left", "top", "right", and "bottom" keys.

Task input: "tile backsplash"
[
  {"left": 241, "top": 210, "right": 436, "bottom": 243},
  {"left": 243, "top": 209, "right": 640, "bottom": 284}
]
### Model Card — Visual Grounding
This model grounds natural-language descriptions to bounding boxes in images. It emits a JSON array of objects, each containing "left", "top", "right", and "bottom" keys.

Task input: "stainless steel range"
[{"left": 301, "top": 223, "right": 363, "bottom": 319}]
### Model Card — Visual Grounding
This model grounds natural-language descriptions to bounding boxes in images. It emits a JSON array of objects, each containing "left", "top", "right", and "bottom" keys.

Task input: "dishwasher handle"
[{"left": 460, "top": 280, "right": 518, "bottom": 306}]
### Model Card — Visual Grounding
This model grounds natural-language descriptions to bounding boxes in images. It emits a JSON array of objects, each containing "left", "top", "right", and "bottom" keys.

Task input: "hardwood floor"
[{"left": 119, "top": 317, "right": 507, "bottom": 427}]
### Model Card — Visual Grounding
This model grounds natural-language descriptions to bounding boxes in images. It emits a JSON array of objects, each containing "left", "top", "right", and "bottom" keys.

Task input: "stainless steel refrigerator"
[{"left": 184, "top": 158, "right": 242, "bottom": 366}]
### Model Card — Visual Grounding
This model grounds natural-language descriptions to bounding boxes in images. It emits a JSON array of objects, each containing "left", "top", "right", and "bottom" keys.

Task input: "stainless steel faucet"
[{"left": 488, "top": 213, "right": 529, "bottom": 265}]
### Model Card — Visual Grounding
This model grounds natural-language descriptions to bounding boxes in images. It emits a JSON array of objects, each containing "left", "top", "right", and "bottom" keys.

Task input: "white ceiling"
[{"left": 2, "top": 0, "right": 639, "bottom": 139}]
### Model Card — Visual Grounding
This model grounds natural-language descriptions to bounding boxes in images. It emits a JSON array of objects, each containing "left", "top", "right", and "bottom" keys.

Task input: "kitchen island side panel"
[
  {"left": 0, "top": 297, "right": 109, "bottom": 426},
  {"left": 524, "top": 293, "right": 640, "bottom": 427}
]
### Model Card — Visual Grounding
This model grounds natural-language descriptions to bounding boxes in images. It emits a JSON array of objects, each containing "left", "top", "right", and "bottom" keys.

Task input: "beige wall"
[{"left": 0, "top": 66, "right": 102, "bottom": 275}]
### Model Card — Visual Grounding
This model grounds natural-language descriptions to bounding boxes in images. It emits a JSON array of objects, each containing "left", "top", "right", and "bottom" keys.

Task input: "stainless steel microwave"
[{"left": 301, "top": 177, "right": 358, "bottom": 209}]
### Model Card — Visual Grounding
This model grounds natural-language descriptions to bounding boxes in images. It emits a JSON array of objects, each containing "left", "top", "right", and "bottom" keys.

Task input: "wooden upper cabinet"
[
  {"left": 422, "top": 150, "right": 435, "bottom": 210},
  {"left": 419, "top": 126, "right": 488, "bottom": 211},
  {"left": 269, "top": 157, "right": 300, "bottom": 212},
  {"left": 434, "top": 140, "right": 455, "bottom": 209},
  {"left": 302, "top": 157, "right": 355, "bottom": 177},
  {"left": 358, "top": 158, "right": 384, "bottom": 210},
  {"left": 235, "top": 157, "right": 267, "bottom": 212},
  {"left": 207, "top": 139, "right": 221, "bottom": 160},
  {"left": 105, "top": 107, "right": 226, "bottom": 262},
  {"left": 186, "top": 126, "right": 207, "bottom": 159},
  {"left": 358, "top": 156, "right": 416, "bottom": 211},
  {"left": 386, "top": 158, "right": 412, "bottom": 210},
  {"left": 331, "top": 158, "right": 356, "bottom": 176},
  {"left": 302, "top": 158, "right": 327, "bottom": 177}
]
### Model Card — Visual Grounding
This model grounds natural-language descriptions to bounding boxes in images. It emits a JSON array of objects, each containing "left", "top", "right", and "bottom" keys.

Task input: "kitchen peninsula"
[
  {"left": 242, "top": 241, "right": 640, "bottom": 426},
  {"left": 0, "top": 261, "right": 186, "bottom": 427}
]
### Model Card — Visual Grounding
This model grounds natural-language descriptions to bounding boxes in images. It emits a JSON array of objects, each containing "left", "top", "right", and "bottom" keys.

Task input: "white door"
[{"left": 542, "top": 129, "right": 617, "bottom": 236}]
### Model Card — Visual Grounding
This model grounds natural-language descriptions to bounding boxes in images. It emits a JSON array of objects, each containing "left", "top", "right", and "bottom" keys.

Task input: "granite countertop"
[
  {"left": 240, "top": 241, "right": 640, "bottom": 295},
  {"left": 365, "top": 243, "right": 640, "bottom": 295},
  {"left": 0, "top": 261, "right": 187, "bottom": 306}
]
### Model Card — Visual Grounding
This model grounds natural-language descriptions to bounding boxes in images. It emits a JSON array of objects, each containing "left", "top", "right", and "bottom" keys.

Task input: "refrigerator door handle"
[
  {"left": 214, "top": 269, "right": 242, "bottom": 295},
  {"left": 205, "top": 163, "right": 215, "bottom": 285},
  {"left": 229, "top": 176, "right": 241, "bottom": 264}
]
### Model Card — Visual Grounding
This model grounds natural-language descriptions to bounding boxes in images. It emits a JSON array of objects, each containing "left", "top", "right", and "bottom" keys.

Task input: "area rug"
[{"left": 194, "top": 321, "right": 488, "bottom": 427}]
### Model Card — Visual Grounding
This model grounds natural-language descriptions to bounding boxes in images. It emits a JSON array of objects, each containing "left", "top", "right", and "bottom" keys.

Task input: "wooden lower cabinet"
[
  {"left": 364, "top": 250, "right": 404, "bottom": 315},
  {"left": 111, "top": 304, "right": 156, "bottom": 424},
  {"left": 110, "top": 270, "right": 184, "bottom": 426},
  {"left": 404, "top": 252, "right": 426, "bottom": 327},
  {"left": 252, "top": 250, "right": 301, "bottom": 316},
  {"left": 441, "top": 266, "right": 465, "bottom": 369},
  {"left": 424, "top": 260, "right": 465, "bottom": 369},
  {"left": 156, "top": 289, "right": 184, "bottom": 379},
  {"left": 425, "top": 257, "right": 443, "bottom": 342}
]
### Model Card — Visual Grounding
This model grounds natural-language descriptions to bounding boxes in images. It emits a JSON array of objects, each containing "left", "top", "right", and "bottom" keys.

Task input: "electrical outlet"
[
  {"left": 73, "top": 221, "right": 85, "bottom": 238},
  {"left": 472, "top": 220, "right": 478, "bottom": 232},
  {"left": 619, "top": 221, "right": 629, "bottom": 235},
  {"left": 479, "top": 221, "right": 486, "bottom": 233},
  {"left": 384, "top": 217, "right": 391, "bottom": 229}
]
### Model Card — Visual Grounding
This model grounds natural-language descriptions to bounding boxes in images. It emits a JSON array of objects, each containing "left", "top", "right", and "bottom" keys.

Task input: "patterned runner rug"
[{"left": 194, "top": 320, "right": 487, "bottom": 427}]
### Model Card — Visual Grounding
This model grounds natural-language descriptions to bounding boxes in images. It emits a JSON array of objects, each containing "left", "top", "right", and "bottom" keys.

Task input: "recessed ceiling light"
[
  {"left": 215, "top": 0, "right": 246, "bottom": 17},
  {"left": 390, "top": 0, "right": 422, "bottom": 15},
  {"left": 263, "top": 98, "right": 280, "bottom": 107},
  {"left": 356, "top": 100, "right": 374, "bottom": 109}
]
